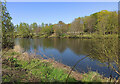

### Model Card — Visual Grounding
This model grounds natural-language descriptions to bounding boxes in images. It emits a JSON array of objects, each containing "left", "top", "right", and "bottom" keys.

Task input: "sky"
[
  {"left": 2, "top": 0, "right": 120, "bottom": 2},
  {"left": 6, "top": 2, "right": 118, "bottom": 25}
]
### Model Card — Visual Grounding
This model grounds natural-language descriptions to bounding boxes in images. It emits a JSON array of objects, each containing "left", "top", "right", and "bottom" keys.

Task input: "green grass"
[
  {"left": 14, "top": 33, "right": 118, "bottom": 39},
  {"left": 17, "top": 59, "right": 76, "bottom": 82},
  {"left": 81, "top": 71, "right": 117, "bottom": 83},
  {"left": 49, "top": 34, "right": 118, "bottom": 39},
  {"left": 2, "top": 50, "right": 76, "bottom": 82},
  {"left": 2, "top": 49, "right": 119, "bottom": 83},
  {"left": 82, "top": 72, "right": 103, "bottom": 83}
]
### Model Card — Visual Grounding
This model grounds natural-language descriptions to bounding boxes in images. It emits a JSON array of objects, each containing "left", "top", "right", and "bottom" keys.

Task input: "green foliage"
[
  {"left": 53, "top": 21, "right": 68, "bottom": 36},
  {"left": 13, "top": 10, "right": 118, "bottom": 38},
  {"left": 2, "top": 50, "right": 76, "bottom": 82},
  {"left": 40, "top": 24, "right": 54, "bottom": 37},
  {"left": 3, "top": 50, "right": 117, "bottom": 83},
  {"left": 70, "top": 17, "right": 84, "bottom": 34},
  {"left": 2, "top": 4, "right": 118, "bottom": 39},
  {"left": 16, "top": 10, "right": 118, "bottom": 38},
  {"left": 2, "top": 2, "right": 14, "bottom": 48},
  {"left": 16, "top": 22, "right": 30, "bottom": 37},
  {"left": 82, "top": 72, "right": 103, "bottom": 83},
  {"left": 18, "top": 59, "right": 75, "bottom": 82}
]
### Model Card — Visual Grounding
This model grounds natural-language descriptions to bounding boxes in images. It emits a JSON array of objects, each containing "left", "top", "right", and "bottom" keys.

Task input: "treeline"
[{"left": 14, "top": 10, "right": 118, "bottom": 38}]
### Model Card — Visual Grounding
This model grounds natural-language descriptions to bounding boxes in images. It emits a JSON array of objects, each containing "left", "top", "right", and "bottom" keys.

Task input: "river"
[{"left": 14, "top": 38, "right": 120, "bottom": 79}]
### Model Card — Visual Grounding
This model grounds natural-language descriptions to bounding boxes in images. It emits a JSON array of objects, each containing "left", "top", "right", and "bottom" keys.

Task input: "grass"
[
  {"left": 18, "top": 59, "right": 76, "bottom": 82},
  {"left": 82, "top": 72, "right": 107, "bottom": 83},
  {"left": 2, "top": 49, "right": 119, "bottom": 83},
  {"left": 2, "top": 49, "right": 76, "bottom": 83},
  {"left": 14, "top": 33, "right": 118, "bottom": 39}
]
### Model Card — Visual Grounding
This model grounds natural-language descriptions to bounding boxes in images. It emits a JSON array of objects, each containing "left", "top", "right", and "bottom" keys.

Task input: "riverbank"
[
  {"left": 12, "top": 34, "right": 118, "bottom": 39},
  {"left": 2, "top": 49, "right": 119, "bottom": 83}
]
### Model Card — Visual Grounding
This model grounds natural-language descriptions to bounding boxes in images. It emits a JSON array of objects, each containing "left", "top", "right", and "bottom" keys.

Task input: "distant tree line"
[{"left": 14, "top": 10, "right": 118, "bottom": 38}]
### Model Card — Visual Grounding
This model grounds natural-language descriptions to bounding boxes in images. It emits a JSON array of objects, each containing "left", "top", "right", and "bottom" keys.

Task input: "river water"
[{"left": 14, "top": 38, "right": 120, "bottom": 79}]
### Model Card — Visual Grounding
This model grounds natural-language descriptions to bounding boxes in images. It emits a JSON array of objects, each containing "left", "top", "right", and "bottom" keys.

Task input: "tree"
[
  {"left": 97, "top": 10, "right": 111, "bottom": 35},
  {"left": 54, "top": 21, "right": 68, "bottom": 36},
  {"left": 9, "top": 10, "right": 118, "bottom": 38},
  {"left": 89, "top": 38, "right": 120, "bottom": 76},
  {"left": 2, "top": 2, "right": 14, "bottom": 49},
  {"left": 30, "top": 22, "right": 38, "bottom": 34},
  {"left": 84, "top": 14, "right": 97, "bottom": 34},
  {"left": 16, "top": 22, "right": 30, "bottom": 37},
  {"left": 40, "top": 24, "right": 53, "bottom": 36},
  {"left": 70, "top": 17, "right": 84, "bottom": 35},
  {"left": 106, "top": 11, "right": 118, "bottom": 34}
]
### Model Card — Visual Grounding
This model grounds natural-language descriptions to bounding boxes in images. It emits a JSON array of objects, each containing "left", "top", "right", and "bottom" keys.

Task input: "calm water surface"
[{"left": 14, "top": 38, "right": 120, "bottom": 79}]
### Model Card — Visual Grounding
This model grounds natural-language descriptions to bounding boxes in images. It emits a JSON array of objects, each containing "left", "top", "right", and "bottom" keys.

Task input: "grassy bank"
[
  {"left": 2, "top": 49, "right": 77, "bottom": 83},
  {"left": 2, "top": 49, "right": 119, "bottom": 83},
  {"left": 12, "top": 34, "right": 118, "bottom": 39}
]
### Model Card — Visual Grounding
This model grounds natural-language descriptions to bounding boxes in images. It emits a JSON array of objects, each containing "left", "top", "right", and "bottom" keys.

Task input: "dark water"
[{"left": 14, "top": 38, "right": 120, "bottom": 79}]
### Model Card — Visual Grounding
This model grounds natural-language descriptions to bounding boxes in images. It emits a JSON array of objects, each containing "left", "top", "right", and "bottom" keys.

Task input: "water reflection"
[
  {"left": 14, "top": 38, "right": 119, "bottom": 79},
  {"left": 15, "top": 38, "right": 91, "bottom": 55}
]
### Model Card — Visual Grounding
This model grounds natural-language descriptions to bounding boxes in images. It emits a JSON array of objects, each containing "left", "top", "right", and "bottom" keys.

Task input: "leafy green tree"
[
  {"left": 97, "top": 10, "right": 109, "bottom": 35},
  {"left": 70, "top": 17, "right": 84, "bottom": 35},
  {"left": 2, "top": 2, "right": 14, "bottom": 49},
  {"left": 54, "top": 21, "right": 68, "bottom": 36},
  {"left": 16, "top": 22, "right": 30, "bottom": 37},
  {"left": 96, "top": 10, "right": 118, "bottom": 35},
  {"left": 84, "top": 14, "right": 97, "bottom": 34},
  {"left": 106, "top": 11, "right": 118, "bottom": 34},
  {"left": 31, "top": 22, "right": 38, "bottom": 34},
  {"left": 89, "top": 38, "right": 120, "bottom": 75},
  {"left": 40, "top": 24, "right": 53, "bottom": 36}
]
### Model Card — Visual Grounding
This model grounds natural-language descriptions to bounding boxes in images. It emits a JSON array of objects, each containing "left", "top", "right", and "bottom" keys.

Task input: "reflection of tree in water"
[
  {"left": 32, "top": 38, "right": 41, "bottom": 50},
  {"left": 66, "top": 38, "right": 91, "bottom": 55},
  {"left": 42, "top": 38, "right": 54, "bottom": 49},
  {"left": 18, "top": 38, "right": 31, "bottom": 51},
  {"left": 41, "top": 38, "right": 91, "bottom": 54},
  {"left": 40, "top": 38, "right": 67, "bottom": 53},
  {"left": 89, "top": 37, "right": 120, "bottom": 76},
  {"left": 16, "top": 38, "right": 92, "bottom": 55},
  {"left": 52, "top": 38, "right": 67, "bottom": 53}
]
